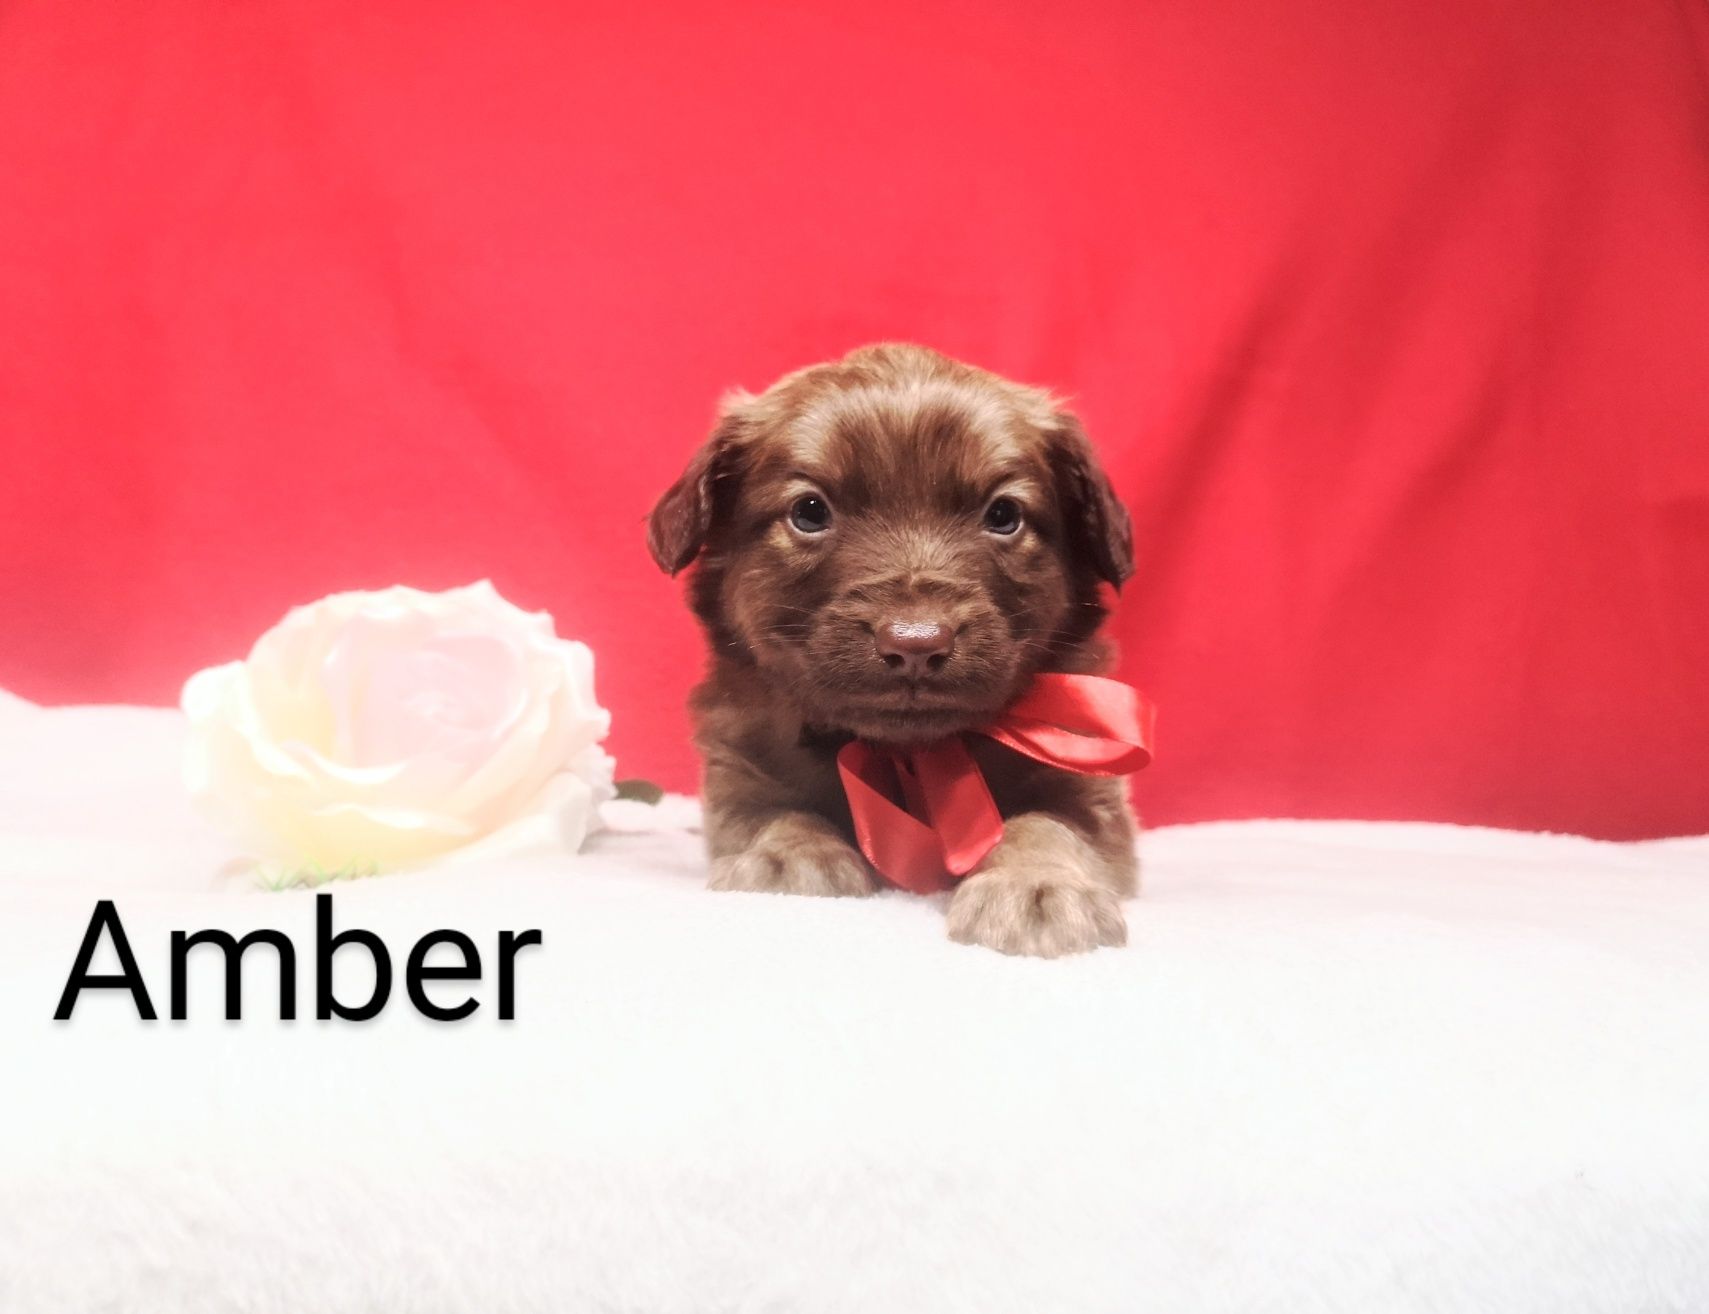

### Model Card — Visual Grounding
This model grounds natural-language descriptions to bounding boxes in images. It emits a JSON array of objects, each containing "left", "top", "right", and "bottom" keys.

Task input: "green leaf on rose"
[
  {"left": 254, "top": 857, "right": 381, "bottom": 892},
  {"left": 613, "top": 778, "right": 665, "bottom": 805}
]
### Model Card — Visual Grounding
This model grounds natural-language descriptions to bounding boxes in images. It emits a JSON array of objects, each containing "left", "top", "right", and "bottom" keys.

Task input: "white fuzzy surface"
[{"left": 1, "top": 690, "right": 1706, "bottom": 1313}]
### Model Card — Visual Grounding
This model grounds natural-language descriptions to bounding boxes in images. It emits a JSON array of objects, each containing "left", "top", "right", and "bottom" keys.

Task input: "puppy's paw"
[
  {"left": 709, "top": 823, "right": 876, "bottom": 898},
  {"left": 946, "top": 866, "right": 1127, "bottom": 958}
]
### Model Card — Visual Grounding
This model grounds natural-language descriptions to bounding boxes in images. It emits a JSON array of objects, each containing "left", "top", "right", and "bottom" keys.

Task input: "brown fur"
[{"left": 648, "top": 343, "right": 1139, "bottom": 957}]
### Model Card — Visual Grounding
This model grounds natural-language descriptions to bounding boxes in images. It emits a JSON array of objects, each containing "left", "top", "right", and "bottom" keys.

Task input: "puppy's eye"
[
  {"left": 982, "top": 497, "right": 1023, "bottom": 536},
  {"left": 788, "top": 495, "right": 833, "bottom": 535}
]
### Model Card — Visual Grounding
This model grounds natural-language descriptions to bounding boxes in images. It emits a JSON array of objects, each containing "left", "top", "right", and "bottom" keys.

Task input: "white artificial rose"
[{"left": 181, "top": 581, "right": 615, "bottom": 877}]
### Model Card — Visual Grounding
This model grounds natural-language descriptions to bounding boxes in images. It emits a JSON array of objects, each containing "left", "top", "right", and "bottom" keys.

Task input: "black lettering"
[
  {"left": 497, "top": 929, "right": 541, "bottom": 1020},
  {"left": 315, "top": 893, "right": 391, "bottom": 1021},
  {"left": 406, "top": 930, "right": 481, "bottom": 1021},
  {"left": 54, "top": 900, "right": 156, "bottom": 1020},
  {"left": 170, "top": 927, "right": 296, "bottom": 1020}
]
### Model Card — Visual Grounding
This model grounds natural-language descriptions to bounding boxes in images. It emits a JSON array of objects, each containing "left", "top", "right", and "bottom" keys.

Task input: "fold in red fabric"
[{"left": 835, "top": 674, "right": 1156, "bottom": 894}]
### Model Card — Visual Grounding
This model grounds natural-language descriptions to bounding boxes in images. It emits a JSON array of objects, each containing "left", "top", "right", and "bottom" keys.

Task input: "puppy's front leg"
[
  {"left": 707, "top": 809, "right": 878, "bottom": 898},
  {"left": 947, "top": 814, "right": 1129, "bottom": 957}
]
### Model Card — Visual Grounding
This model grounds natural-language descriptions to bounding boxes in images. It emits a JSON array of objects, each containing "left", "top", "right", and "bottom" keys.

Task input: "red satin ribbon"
[{"left": 836, "top": 673, "right": 1156, "bottom": 894}]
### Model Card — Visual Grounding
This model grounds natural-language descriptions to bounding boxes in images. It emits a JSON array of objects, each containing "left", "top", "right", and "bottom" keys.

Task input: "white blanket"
[{"left": 1, "top": 690, "right": 1706, "bottom": 1313}]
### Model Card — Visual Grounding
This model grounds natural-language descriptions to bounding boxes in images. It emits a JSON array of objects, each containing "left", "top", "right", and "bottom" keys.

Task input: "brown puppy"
[{"left": 647, "top": 343, "right": 1138, "bottom": 957}]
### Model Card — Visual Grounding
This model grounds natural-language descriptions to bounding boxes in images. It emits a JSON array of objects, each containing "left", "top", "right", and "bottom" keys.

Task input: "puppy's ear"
[
  {"left": 646, "top": 396, "right": 751, "bottom": 575},
  {"left": 1047, "top": 409, "right": 1134, "bottom": 589}
]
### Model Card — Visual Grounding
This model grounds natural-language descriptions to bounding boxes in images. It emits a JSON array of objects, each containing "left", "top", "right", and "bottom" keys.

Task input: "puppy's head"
[{"left": 649, "top": 344, "right": 1132, "bottom": 744}]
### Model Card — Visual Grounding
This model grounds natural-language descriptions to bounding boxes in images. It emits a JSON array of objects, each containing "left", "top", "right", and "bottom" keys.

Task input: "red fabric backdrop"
[{"left": 3, "top": 1, "right": 1706, "bottom": 837}]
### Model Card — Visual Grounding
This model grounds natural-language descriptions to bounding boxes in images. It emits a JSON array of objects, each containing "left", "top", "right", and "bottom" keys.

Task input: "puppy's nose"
[{"left": 874, "top": 619, "right": 955, "bottom": 678}]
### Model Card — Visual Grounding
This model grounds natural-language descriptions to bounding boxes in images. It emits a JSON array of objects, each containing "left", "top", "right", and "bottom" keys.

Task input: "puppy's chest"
[
  {"left": 786, "top": 724, "right": 857, "bottom": 821},
  {"left": 787, "top": 724, "right": 1064, "bottom": 823}
]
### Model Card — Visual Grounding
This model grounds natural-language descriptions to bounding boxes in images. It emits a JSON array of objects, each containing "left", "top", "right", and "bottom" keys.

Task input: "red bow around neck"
[{"left": 835, "top": 673, "right": 1156, "bottom": 894}]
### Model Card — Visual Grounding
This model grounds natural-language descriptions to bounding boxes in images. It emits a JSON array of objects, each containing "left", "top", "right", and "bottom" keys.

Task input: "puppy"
[{"left": 647, "top": 343, "right": 1138, "bottom": 957}]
